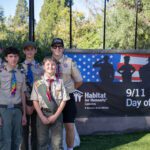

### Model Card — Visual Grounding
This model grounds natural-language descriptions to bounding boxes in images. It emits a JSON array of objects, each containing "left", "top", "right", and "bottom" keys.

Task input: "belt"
[
  {"left": 0, "top": 104, "right": 22, "bottom": 109},
  {"left": 41, "top": 108, "right": 52, "bottom": 113}
]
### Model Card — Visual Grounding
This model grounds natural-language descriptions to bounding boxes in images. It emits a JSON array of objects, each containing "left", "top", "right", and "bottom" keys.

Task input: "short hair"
[
  {"left": 4, "top": 47, "right": 20, "bottom": 57},
  {"left": 23, "top": 41, "right": 36, "bottom": 50},
  {"left": 42, "top": 56, "right": 56, "bottom": 65}
]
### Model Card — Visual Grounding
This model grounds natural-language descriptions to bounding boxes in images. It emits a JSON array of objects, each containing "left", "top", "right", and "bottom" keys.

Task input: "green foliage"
[
  {"left": 0, "top": 6, "right": 4, "bottom": 23},
  {"left": 0, "top": 0, "right": 29, "bottom": 61},
  {"left": 1, "top": 0, "right": 150, "bottom": 59},
  {"left": 35, "top": 0, "right": 103, "bottom": 51},
  {"left": 36, "top": 0, "right": 67, "bottom": 51},
  {"left": 0, "top": 6, "right": 6, "bottom": 39},
  {"left": 106, "top": 0, "right": 150, "bottom": 49},
  {"left": 13, "top": 0, "right": 28, "bottom": 27}
]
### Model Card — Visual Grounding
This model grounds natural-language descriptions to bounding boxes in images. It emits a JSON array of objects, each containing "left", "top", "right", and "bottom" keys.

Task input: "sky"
[{"left": 0, "top": 0, "right": 89, "bottom": 22}]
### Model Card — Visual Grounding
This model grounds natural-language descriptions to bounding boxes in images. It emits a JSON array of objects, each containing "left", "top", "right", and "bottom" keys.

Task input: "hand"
[
  {"left": 48, "top": 114, "right": 57, "bottom": 124},
  {"left": 41, "top": 115, "right": 49, "bottom": 125},
  {"left": 22, "top": 115, "right": 27, "bottom": 126},
  {"left": 26, "top": 106, "right": 34, "bottom": 115}
]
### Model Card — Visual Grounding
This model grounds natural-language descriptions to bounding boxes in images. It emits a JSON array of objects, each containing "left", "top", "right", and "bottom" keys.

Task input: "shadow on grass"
[{"left": 74, "top": 131, "right": 148, "bottom": 150}]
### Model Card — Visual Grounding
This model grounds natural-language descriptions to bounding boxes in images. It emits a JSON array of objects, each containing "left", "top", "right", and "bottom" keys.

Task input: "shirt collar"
[
  {"left": 43, "top": 74, "right": 57, "bottom": 81},
  {"left": 58, "top": 55, "right": 65, "bottom": 63},
  {"left": 5, "top": 64, "right": 18, "bottom": 72},
  {"left": 24, "top": 60, "right": 36, "bottom": 65}
]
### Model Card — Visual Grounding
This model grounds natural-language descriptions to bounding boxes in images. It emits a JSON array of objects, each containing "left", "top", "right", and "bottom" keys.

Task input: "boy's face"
[
  {"left": 51, "top": 44, "right": 64, "bottom": 58},
  {"left": 43, "top": 60, "right": 56, "bottom": 75},
  {"left": 23, "top": 46, "right": 37, "bottom": 59},
  {"left": 5, "top": 54, "right": 19, "bottom": 68}
]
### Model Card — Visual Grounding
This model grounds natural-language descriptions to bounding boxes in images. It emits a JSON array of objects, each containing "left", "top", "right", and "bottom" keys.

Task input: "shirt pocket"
[
  {"left": 17, "top": 78, "right": 23, "bottom": 90},
  {"left": 54, "top": 84, "right": 63, "bottom": 100},
  {"left": 0, "top": 77, "right": 11, "bottom": 90}
]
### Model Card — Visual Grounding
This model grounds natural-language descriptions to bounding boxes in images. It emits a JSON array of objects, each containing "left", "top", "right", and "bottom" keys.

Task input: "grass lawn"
[{"left": 75, "top": 131, "right": 150, "bottom": 150}]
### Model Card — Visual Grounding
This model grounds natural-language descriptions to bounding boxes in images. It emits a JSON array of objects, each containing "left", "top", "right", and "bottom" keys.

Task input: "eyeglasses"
[{"left": 52, "top": 45, "right": 63, "bottom": 49}]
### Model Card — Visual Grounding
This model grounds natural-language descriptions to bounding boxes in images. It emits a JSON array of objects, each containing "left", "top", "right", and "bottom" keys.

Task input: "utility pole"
[
  {"left": 103, "top": 0, "right": 109, "bottom": 49},
  {"left": 69, "top": 0, "right": 72, "bottom": 49},
  {"left": 29, "top": 0, "right": 35, "bottom": 41},
  {"left": 134, "top": 0, "right": 142, "bottom": 49}
]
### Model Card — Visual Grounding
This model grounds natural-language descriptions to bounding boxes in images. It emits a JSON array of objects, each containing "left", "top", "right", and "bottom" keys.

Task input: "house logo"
[{"left": 73, "top": 90, "right": 83, "bottom": 102}]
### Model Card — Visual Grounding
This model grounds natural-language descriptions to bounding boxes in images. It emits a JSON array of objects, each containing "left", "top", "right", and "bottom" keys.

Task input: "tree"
[
  {"left": 106, "top": 0, "right": 150, "bottom": 49},
  {"left": 36, "top": 0, "right": 69, "bottom": 50},
  {"left": 13, "top": 0, "right": 28, "bottom": 27},
  {"left": 0, "top": 6, "right": 6, "bottom": 45},
  {"left": 0, "top": 6, "right": 4, "bottom": 23},
  {"left": 0, "top": 0, "right": 29, "bottom": 56}
]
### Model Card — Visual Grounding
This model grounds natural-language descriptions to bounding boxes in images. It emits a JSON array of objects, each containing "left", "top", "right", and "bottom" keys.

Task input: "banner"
[{"left": 66, "top": 52, "right": 150, "bottom": 117}]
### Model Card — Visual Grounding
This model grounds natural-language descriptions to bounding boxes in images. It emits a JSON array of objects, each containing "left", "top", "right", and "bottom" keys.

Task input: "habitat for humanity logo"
[{"left": 73, "top": 90, "right": 83, "bottom": 102}]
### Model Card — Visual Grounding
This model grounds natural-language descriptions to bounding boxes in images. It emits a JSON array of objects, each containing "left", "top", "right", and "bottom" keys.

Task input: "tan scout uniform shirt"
[
  {"left": 22, "top": 60, "right": 43, "bottom": 99},
  {"left": 0, "top": 65, "right": 26, "bottom": 105},
  {"left": 30, "top": 75, "right": 70, "bottom": 109},
  {"left": 57, "top": 55, "right": 82, "bottom": 93}
]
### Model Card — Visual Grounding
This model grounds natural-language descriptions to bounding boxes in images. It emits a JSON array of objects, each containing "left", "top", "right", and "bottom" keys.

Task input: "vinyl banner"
[{"left": 66, "top": 52, "right": 150, "bottom": 117}]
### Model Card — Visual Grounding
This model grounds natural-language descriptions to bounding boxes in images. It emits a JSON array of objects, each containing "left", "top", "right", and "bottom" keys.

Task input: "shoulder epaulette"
[{"left": 65, "top": 55, "right": 72, "bottom": 62}]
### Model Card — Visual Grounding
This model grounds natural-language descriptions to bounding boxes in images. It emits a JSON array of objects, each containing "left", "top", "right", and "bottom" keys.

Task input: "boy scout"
[
  {"left": 31, "top": 57, "right": 69, "bottom": 150},
  {"left": 51, "top": 38, "right": 83, "bottom": 150},
  {"left": 0, "top": 47, "right": 27, "bottom": 150},
  {"left": 21, "top": 41, "right": 43, "bottom": 150}
]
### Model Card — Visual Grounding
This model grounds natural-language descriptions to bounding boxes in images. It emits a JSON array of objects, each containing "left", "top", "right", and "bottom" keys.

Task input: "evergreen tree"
[
  {"left": 0, "top": 6, "right": 4, "bottom": 23},
  {"left": 0, "top": 6, "right": 6, "bottom": 43},
  {"left": 13, "top": 0, "right": 28, "bottom": 27},
  {"left": 36, "top": 0, "right": 103, "bottom": 50},
  {"left": 36, "top": 0, "right": 68, "bottom": 50}
]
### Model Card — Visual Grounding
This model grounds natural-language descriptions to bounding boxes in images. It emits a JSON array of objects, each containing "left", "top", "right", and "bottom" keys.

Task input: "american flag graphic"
[
  {"left": 65, "top": 53, "right": 150, "bottom": 83},
  {"left": 115, "top": 54, "right": 150, "bottom": 82}
]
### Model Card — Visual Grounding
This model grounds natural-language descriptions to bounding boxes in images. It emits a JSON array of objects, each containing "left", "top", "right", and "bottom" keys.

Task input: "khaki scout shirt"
[
  {"left": 0, "top": 65, "right": 26, "bottom": 105},
  {"left": 30, "top": 75, "right": 70, "bottom": 109},
  {"left": 22, "top": 60, "right": 43, "bottom": 99},
  {"left": 57, "top": 55, "right": 82, "bottom": 93}
]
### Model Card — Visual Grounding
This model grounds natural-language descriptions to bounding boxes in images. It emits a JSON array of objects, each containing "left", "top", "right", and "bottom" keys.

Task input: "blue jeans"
[
  {"left": 0, "top": 108, "right": 22, "bottom": 150},
  {"left": 36, "top": 111, "right": 63, "bottom": 150}
]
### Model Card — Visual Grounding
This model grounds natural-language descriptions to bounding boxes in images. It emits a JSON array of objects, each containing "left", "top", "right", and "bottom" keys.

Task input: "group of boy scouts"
[{"left": 0, "top": 38, "right": 83, "bottom": 150}]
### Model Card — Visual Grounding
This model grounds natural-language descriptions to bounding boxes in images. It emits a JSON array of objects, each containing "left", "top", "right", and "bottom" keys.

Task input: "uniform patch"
[{"left": 35, "top": 80, "right": 42, "bottom": 87}]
